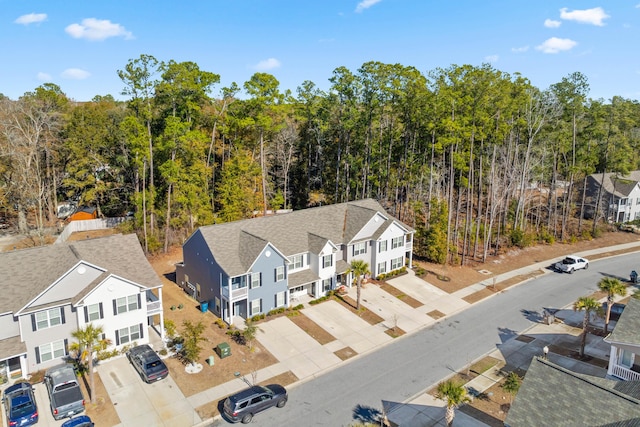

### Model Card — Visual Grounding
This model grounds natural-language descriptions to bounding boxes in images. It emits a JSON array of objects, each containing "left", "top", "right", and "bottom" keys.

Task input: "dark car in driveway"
[
  {"left": 126, "top": 344, "right": 169, "bottom": 383},
  {"left": 2, "top": 382, "right": 38, "bottom": 427},
  {"left": 223, "top": 384, "right": 287, "bottom": 424},
  {"left": 62, "top": 415, "right": 94, "bottom": 427},
  {"left": 603, "top": 302, "right": 626, "bottom": 321}
]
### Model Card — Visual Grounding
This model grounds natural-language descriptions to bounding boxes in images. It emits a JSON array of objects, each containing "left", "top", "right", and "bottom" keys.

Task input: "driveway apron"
[{"left": 97, "top": 357, "right": 201, "bottom": 427}]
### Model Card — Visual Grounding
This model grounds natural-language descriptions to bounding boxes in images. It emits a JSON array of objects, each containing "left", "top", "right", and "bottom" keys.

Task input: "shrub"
[
  {"left": 291, "top": 304, "right": 304, "bottom": 311},
  {"left": 214, "top": 318, "right": 227, "bottom": 329},
  {"left": 250, "top": 314, "right": 265, "bottom": 322},
  {"left": 97, "top": 349, "right": 120, "bottom": 361},
  {"left": 267, "top": 307, "right": 286, "bottom": 316}
]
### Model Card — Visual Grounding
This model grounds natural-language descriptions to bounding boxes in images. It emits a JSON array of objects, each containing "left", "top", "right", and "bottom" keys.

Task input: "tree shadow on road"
[{"left": 352, "top": 403, "right": 382, "bottom": 424}]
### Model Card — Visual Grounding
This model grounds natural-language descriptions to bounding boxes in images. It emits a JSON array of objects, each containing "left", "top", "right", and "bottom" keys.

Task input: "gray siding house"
[
  {"left": 176, "top": 199, "right": 414, "bottom": 325},
  {"left": 0, "top": 234, "right": 163, "bottom": 379}
]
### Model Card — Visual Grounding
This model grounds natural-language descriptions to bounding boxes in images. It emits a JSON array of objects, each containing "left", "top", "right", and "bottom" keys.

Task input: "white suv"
[{"left": 554, "top": 255, "right": 589, "bottom": 274}]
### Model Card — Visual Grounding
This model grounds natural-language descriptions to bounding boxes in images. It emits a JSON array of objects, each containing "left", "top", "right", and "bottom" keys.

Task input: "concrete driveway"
[{"left": 97, "top": 356, "right": 201, "bottom": 427}]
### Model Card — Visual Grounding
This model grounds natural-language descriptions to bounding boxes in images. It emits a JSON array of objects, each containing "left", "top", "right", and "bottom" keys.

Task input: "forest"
[{"left": 1, "top": 55, "right": 639, "bottom": 265}]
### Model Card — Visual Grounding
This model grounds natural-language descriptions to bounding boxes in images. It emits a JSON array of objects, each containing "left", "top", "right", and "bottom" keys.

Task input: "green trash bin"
[{"left": 216, "top": 342, "right": 231, "bottom": 359}]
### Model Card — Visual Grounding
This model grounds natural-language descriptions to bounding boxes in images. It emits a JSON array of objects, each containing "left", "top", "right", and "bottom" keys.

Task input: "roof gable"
[
  {"left": 607, "top": 298, "right": 640, "bottom": 346},
  {"left": 0, "top": 233, "right": 159, "bottom": 314}
]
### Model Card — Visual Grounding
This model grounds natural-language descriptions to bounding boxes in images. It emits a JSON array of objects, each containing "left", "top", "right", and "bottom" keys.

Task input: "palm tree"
[
  {"left": 435, "top": 379, "right": 470, "bottom": 427},
  {"left": 573, "top": 296, "right": 601, "bottom": 357},
  {"left": 347, "top": 259, "right": 370, "bottom": 310},
  {"left": 598, "top": 277, "right": 627, "bottom": 334},
  {"left": 70, "top": 324, "right": 110, "bottom": 403},
  {"left": 502, "top": 371, "right": 521, "bottom": 404}
]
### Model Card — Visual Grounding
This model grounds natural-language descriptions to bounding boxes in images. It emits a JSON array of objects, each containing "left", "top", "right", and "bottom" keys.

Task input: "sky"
[{"left": 2, "top": 1, "right": 640, "bottom": 102}]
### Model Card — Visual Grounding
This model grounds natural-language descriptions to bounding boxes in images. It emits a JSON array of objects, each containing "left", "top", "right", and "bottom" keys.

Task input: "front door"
[{"left": 233, "top": 300, "right": 247, "bottom": 319}]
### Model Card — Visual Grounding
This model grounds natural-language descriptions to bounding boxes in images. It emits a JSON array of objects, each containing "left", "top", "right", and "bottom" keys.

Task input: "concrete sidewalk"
[{"left": 188, "top": 240, "right": 640, "bottom": 427}]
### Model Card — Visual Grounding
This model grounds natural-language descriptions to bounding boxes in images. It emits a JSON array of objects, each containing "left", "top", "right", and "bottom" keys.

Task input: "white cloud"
[
  {"left": 355, "top": 0, "right": 382, "bottom": 13},
  {"left": 536, "top": 37, "right": 577, "bottom": 54},
  {"left": 65, "top": 18, "right": 133, "bottom": 41},
  {"left": 484, "top": 55, "right": 499, "bottom": 63},
  {"left": 511, "top": 46, "right": 529, "bottom": 53},
  {"left": 37, "top": 72, "right": 51, "bottom": 81},
  {"left": 15, "top": 13, "right": 47, "bottom": 25},
  {"left": 61, "top": 68, "right": 91, "bottom": 80},
  {"left": 544, "top": 19, "right": 561, "bottom": 28},
  {"left": 254, "top": 58, "right": 281, "bottom": 71},
  {"left": 559, "top": 7, "right": 610, "bottom": 26}
]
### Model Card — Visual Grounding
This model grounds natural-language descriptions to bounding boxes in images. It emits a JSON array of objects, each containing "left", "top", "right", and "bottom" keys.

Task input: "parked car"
[
  {"left": 222, "top": 384, "right": 287, "bottom": 424},
  {"left": 553, "top": 255, "right": 589, "bottom": 274},
  {"left": 61, "top": 415, "right": 94, "bottom": 427},
  {"left": 44, "top": 364, "right": 85, "bottom": 420},
  {"left": 2, "top": 382, "right": 38, "bottom": 427},
  {"left": 126, "top": 344, "right": 169, "bottom": 383},
  {"left": 603, "top": 302, "right": 626, "bottom": 321}
]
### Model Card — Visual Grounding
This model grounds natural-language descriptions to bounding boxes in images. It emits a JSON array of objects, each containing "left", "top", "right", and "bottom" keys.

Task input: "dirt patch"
[
  {"left": 460, "top": 379, "right": 514, "bottom": 427},
  {"left": 335, "top": 346, "right": 358, "bottom": 361},
  {"left": 288, "top": 312, "right": 336, "bottom": 345},
  {"left": 427, "top": 309, "right": 446, "bottom": 320},
  {"left": 66, "top": 228, "right": 119, "bottom": 241},
  {"left": 335, "top": 295, "right": 385, "bottom": 325},
  {"left": 417, "top": 230, "right": 640, "bottom": 294},
  {"left": 515, "top": 335, "right": 535, "bottom": 343},
  {"left": 384, "top": 327, "right": 406, "bottom": 338},
  {"left": 80, "top": 370, "right": 120, "bottom": 427},
  {"left": 377, "top": 282, "right": 424, "bottom": 309}
]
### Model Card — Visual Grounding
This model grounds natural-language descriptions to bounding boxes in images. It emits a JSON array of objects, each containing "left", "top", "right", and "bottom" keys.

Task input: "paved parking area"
[
  {"left": 97, "top": 356, "right": 201, "bottom": 427},
  {"left": 1, "top": 381, "right": 65, "bottom": 427}
]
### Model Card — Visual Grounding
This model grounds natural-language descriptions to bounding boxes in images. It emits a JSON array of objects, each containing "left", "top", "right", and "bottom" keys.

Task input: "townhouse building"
[{"left": 176, "top": 199, "right": 414, "bottom": 325}]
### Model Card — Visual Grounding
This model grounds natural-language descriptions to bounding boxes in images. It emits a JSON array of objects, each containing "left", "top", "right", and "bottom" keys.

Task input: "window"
[
  {"left": 621, "top": 198, "right": 628, "bottom": 206},
  {"left": 323, "top": 254, "right": 333, "bottom": 268},
  {"left": 251, "top": 273, "right": 261, "bottom": 289},
  {"left": 353, "top": 242, "right": 367, "bottom": 256},
  {"left": 38, "top": 340, "right": 66, "bottom": 363},
  {"left": 117, "top": 324, "right": 142, "bottom": 345},
  {"left": 378, "top": 261, "right": 387, "bottom": 275},
  {"left": 115, "top": 294, "right": 139, "bottom": 315},
  {"left": 379, "top": 240, "right": 387, "bottom": 253},
  {"left": 288, "top": 254, "right": 304, "bottom": 270},
  {"left": 250, "top": 299, "right": 262, "bottom": 316},
  {"left": 231, "top": 276, "right": 246, "bottom": 290},
  {"left": 275, "top": 266, "right": 285, "bottom": 281},
  {"left": 391, "top": 236, "right": 404, "bottom": 249},
  {"left": 276, "top": 291, "right": 285, "bottom": 307},
  {"left": 391, "top": 257, "right": 403, "bottom": 270},
  {"left": 322, "top": 278, "right": 332, "bottom": 292},
  {"left": 86, "top": 303, "right": 102, "bottom": 322},
  {"left": 35, "top": 307, "right": 63, "bottom": 330}
]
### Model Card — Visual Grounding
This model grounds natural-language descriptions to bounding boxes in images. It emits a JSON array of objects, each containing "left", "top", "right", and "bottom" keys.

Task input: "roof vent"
[{"left": 77, "top": 266, "right": 86, "bottom": 275}]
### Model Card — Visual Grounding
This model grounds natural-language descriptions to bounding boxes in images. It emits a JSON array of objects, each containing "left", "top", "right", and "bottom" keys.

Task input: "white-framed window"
[
  {"left": 276, "top": 291, "right": 286, "bottom": 307},
  {"left": 118, "top": 324, "right": 141, "bottom": 345},
  {"left": 391, "top": 257, "right": 403, "bottom": 270},
  {"left": 353, "top": 242, "right": 367, "bottom": 256},
  {"left": 379, "top": 240, "right": 387, "bottom": 253},
  {"left": 35, "top": 307, "right": 63, "bottom": 330},
  {"left": 323, "top": 254, "right": 333, "bottom": 268},
  {"left": 86, "top": 303, "right": 102, "bottom": 322},
  {"left": 275, "top": 266, "right": 285, "bottom": 281},
  {"left": 621, "top": 198, "right": 628, "bottom": 206},
  {"left": 38, "top": 340, "right": 66, "bottom": 363},
  {"left": 378, "top": 261, "right": 387, "bottom": 275},
  {"left": 250, "top": 299, "right": 262, "bottom": 316},
  {"left": 251, "top": 273, "right": 261, "bottom": 289},
  {"left": 322, "top": 278, "right": 332, "bottom": 292},
  {"left": 115, "top": 294, "right": 139, "bottom": 315},
  {"left": 231, "top": 276, "right": 246, "bottom": 290},
  {"left": 288, "top": 254, "right": 304, "bottom": 270},
  {"left": 391, "top": 236, "right": 404, "bottom": 249}
]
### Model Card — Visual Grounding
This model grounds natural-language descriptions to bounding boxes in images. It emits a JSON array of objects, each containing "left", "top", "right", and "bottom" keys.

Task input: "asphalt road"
[{"left": 253, "top": 252, "right": 639, "bottom": 426}]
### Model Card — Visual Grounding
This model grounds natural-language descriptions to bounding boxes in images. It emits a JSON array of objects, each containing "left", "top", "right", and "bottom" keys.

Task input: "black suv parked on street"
[{"left": 222, "top": 384, "right": 287, "bottom": 423}]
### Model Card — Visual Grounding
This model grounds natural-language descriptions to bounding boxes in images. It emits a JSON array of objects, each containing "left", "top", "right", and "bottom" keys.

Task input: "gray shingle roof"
[
  {"left": 607, "top": 298, "right": 640, "bottom": 346},
  {"left": 198, "top": 199, "right": 414, "bottom": 277},
  {"left": 0, "top": 233, "right": 160, "bottom": 314},
  {"left": 505, "top": 357, "right": 640, "bottom": 427},
  {"left": 587, "top": 171, "right": 640, "bottom": 198}
]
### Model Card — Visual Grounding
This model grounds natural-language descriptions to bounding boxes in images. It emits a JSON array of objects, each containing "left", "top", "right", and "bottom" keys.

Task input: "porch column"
[
  {"left": 607, "top": 346, "right": 618, "bottom": 377},
  {"left": 158, "top": 287, "right": 165, "bottom": 344}
]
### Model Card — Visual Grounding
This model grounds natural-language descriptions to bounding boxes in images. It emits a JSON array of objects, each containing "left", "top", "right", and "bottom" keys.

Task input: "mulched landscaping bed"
[
  {"left": 334, "top": 346, "right": 358, "bottom": 360},
  {"left": 335, "top": 295, "right": 385, "bottom": 325},
  {"left": 427, "top": 309, "right": 446, "bottom": 320},
  {"left": 288, "top": 312, "right": 336, "bottom": 345},
  {"left": 377, "top": 282, "right": 424, "bottom": 308}
]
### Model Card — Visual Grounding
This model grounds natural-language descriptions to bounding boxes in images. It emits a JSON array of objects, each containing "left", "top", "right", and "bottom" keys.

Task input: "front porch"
[{"left": 607, "top": 345, "right": 640, "bottom": 381}]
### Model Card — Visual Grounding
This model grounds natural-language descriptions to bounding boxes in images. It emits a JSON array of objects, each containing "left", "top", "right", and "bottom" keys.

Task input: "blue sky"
[{"left": 3, "top": 1, "right": 640, "bottom": 102}]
